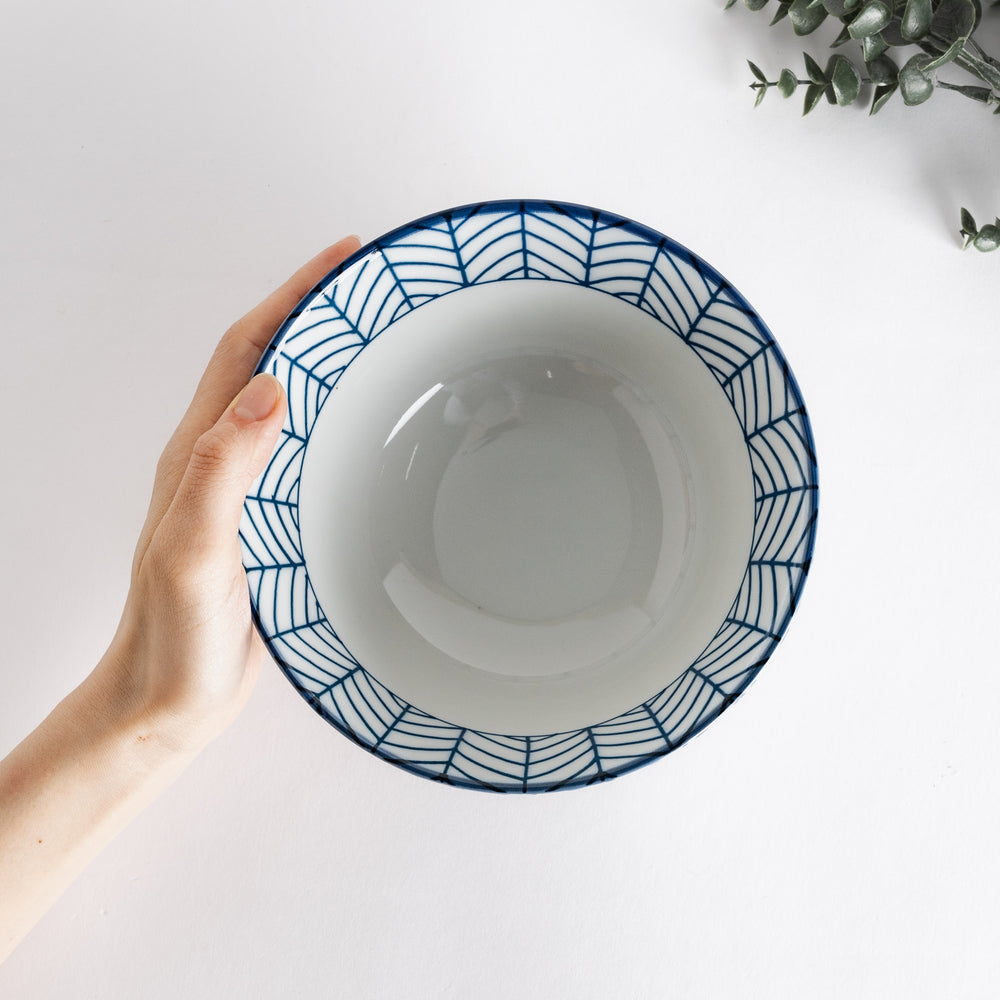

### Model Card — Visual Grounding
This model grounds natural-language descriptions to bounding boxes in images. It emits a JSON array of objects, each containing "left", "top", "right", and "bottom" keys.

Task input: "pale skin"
[{"left": 0, "top": 235, "right": 361, "bottom": 963}]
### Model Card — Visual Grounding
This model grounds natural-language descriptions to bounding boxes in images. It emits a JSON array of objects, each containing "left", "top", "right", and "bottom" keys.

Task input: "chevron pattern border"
[{"left": 240, "top": 200, "right": 818, "bottom": 792}]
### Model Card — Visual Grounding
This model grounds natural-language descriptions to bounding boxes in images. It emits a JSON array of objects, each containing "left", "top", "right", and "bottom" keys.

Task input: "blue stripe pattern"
[{"left": 240, "top": 200, "right": 819, "bottom": 793}]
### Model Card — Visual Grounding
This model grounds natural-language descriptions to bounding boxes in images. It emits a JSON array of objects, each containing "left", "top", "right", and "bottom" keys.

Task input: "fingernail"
[{"left": 233, "top": 374, "right": 280, "bottom": 422}]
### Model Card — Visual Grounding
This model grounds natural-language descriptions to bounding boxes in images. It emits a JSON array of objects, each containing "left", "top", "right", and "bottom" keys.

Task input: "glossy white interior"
[{"left": 300, "top": 280, "right": 754, "bottom": 733}]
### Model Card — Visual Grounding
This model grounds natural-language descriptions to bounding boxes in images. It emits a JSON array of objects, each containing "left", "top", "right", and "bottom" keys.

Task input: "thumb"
[{"left": 166, "top": 373, "right": 286, "bottom": 551}]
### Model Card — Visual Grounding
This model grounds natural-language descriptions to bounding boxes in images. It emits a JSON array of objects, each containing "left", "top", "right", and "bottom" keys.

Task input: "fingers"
[
  {"left": 179, "top": 234, "right": 361, "bottom": 454},
  {"left": 189, "top": 234, "right": 362, "bottom": 428},
  {"left": 158, "top": 374, "right": 287, "bottom": 564},
  {"left": 229, "top": 235, "right": 363, "bottom": 359},
  {"left": 137, "top": 236, "right": 361, "bottom": 566}
]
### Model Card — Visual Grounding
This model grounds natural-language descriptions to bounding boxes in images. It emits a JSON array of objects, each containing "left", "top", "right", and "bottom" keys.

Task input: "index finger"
[{"left": 185, "top": 234, "right": 362, "bottom": 436}]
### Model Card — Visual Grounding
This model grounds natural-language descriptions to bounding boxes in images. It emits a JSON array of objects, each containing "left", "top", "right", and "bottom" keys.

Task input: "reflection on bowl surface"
[
  {"left": 381, "top": 354, "right": 681, "bottom": 655},
  {"left": 242, "top": 200, "right": 817, "bottom": 792}
]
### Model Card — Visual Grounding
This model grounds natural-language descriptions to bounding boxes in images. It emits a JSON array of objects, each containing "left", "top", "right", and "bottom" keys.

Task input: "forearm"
[
  {"left": 0, "top": 240, "right": 356, "bottom": 966},
  {"left": 0, "top": 658, "right": 197, "bottom": 962}
]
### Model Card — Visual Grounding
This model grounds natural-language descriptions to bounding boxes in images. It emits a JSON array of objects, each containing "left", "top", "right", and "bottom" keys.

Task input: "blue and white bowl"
[{"left": 240, "top": 200, "right": 818, "bottom": 792}]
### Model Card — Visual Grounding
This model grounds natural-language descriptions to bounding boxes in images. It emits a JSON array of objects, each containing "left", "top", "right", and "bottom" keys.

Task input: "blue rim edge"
[{"left": 245, "top": 198, "right": 820, "bottom": 793}]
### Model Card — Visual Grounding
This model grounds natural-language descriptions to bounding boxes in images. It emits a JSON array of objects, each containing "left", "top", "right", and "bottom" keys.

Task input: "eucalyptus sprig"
[
  {"left": 960, "top": 207, "right": 1000, "bottom": 250},
  {"left": 728, "top": 0, "right": 1000, "bottom": 250}
]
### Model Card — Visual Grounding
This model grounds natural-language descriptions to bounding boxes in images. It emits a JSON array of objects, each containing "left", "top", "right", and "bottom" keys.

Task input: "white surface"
[
  {"left": 1, "top": 1, "right": 998, "bottom": 997},
  {"left": 301, "top": 278, "right": 752, "bottom": 733}
]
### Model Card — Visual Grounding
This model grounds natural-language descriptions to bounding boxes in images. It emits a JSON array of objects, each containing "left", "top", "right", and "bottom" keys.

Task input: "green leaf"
[
  {"left": 778, "top": 67, "right": 799, "bottom": 97},
  {"left": 754, "top": 84, "right": 769, "bottom": 107},
  {"left": 724, "top": 0, "right": 739, "bottom": 8},
  {"left": 789, "top": 0, "right": 828, "bottom": 33},
  {"left": 770, "top": 2, "right": 791, "bottom": 24},
  {"left": 866, "top": 53, "right": 899, "bottom": 85},
  {"left": 744, "top": 0, "right": 770, "bottom": 9},
  {"left": 870, "top": 83, "right": 898, "bottom": 113},
  {"left": 748, "top": 60, "right": 768, "bottom": 83},
  {"left": 973, "top": 224, "right": 1000, "bottom": 251},
  {"left": 847, "top": 1, "right": 891, "bottom": 37},
  {"left": 898, "top": 54, "right": 936, "bottom": 105},
  {"left": 960, "top": 207, "right": 978, "bottom": 234},
  {"left": 930, "top": 0, "right": 977, "bottom": 43},
  {"left": 924, "top": 37, "right": 966, "bottom": 71},
  {"left": 803, "top": 52, "right": 827, "bottom": 84},
  {"left": 803, "top": 82, "right": 826, "bottom": 113},
  {"left": 879, "top": 18, "right": 909, "bottom": 46},
  {"left": 830, "top": 23, "right": 852, "bottom": 46},
  {"left": 828, "top": 54, "right": 862, "bottom": 105},
  {"left": 901, "top": 0, "right": 933, "bottom": 40},
  {"left": 861, "top": 32, "right": 889, "bottom": 62}
]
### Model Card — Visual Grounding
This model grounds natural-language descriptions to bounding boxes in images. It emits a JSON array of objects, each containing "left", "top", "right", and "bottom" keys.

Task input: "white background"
[{"left": 1, "top": 1, "right": 998, "bottom": 997}]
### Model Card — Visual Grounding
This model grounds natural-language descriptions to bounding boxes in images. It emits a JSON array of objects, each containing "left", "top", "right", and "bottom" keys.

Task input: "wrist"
[{"left": 83, "top": 640, "right": 210, "bottom": 772}]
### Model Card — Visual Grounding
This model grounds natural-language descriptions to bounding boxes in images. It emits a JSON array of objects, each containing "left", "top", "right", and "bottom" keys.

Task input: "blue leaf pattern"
[{"left": 240, "top": 200, "right": 819, "bottom": 793}]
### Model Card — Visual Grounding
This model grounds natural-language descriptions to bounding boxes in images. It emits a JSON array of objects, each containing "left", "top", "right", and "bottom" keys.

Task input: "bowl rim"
[{"left": 242, "top": 198, "right": 819, "bottom": 793}]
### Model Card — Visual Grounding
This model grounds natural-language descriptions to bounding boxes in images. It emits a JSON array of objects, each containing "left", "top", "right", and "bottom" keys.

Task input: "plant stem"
[
  {"left": 917, "top": 36, "right": 1000, "bottom": 95},
  {"left": 965, "top": 33, "right": 1000, "bottom": 73},
  {"left": 749, "top": 79, "right": 814, "bottom": 88}
]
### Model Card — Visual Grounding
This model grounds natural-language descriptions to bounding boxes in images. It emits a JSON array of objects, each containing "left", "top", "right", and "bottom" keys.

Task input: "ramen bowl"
[{"left": 240, "top": 200, "right": 818, "bottom": 792}]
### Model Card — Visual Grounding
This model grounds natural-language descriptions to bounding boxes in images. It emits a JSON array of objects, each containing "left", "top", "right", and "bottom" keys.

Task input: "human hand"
[
  {"left": 0, "top": 236, "right": 363, "bottom": 962},
  {"left": 95, "top": 235, "right": 361, "bottom": 754}
]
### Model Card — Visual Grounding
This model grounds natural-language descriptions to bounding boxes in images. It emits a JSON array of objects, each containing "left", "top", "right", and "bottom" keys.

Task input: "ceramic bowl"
[{"left": 240, "top": 200, "right": 818, "bottom": 792}]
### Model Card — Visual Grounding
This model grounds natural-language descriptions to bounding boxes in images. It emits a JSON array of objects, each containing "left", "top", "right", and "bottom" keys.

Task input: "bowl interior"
[{"left": 299, "top": 278, "right": 753, "bottom": 734}]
